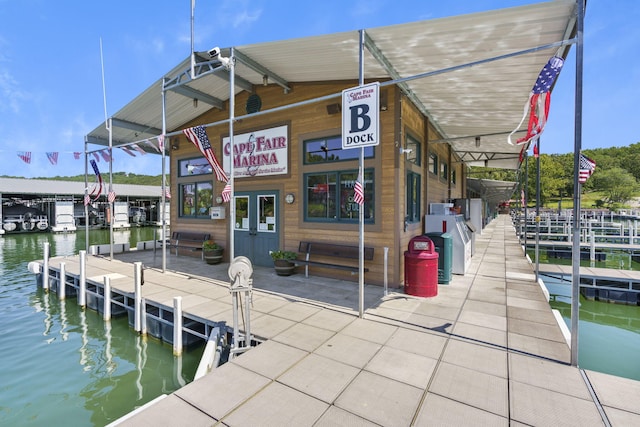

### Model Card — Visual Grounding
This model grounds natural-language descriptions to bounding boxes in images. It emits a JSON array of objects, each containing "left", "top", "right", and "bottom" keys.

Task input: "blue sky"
[{"left": 0, "top": 1, "right": 637, "bottom": 178}]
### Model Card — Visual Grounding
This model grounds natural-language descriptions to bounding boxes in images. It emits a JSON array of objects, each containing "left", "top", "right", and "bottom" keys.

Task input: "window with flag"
[
  {"left": 406, "top": 172, "right": 421, "bottom": 223},
  {"left": 179, "top": 181, "right": 213, "bottom": 218},
  {"left": 304, "top": 169, "right": 374, "bottom": 223},
  {"left": 304, "top": 135, "right": 374, "bottom": 164}
]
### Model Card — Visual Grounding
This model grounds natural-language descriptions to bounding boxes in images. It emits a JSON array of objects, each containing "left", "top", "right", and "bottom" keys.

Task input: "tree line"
[{"left": 469, "top": 142, "right": 640, "bottom": 209}]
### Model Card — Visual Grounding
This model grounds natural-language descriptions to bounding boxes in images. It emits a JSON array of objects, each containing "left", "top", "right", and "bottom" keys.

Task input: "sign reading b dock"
[{"left": 342, "top": 82, "right": 380, "bottom": 149}]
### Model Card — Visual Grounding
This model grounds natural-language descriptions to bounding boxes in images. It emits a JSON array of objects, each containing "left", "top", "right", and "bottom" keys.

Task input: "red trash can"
[{"left": 404, "top": 235, "right": 439, "bottom": 297}]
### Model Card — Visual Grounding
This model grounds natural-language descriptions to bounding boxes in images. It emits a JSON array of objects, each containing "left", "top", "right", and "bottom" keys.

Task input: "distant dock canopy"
[
  {"left": 0, "top": 177, "right": 167, "bottom": 234},
  {"left": 2, "top": 204, "right": 49, "bottom": 233}
]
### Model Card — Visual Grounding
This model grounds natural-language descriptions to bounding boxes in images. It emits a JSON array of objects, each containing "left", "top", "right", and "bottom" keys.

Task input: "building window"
[
  {"left": 406, "top": 172, "right": 421, "bottom": 223},
  {"left": 304, "top": 169, "right": 374, "bottom": 222},
  {"left": 428, "top": 152, "right": 438, "bottom": 175},
  {"left": 179, "top": 181, "right": 213, "bottom": 218},
  {"left": 405, "top": 134, "right": 421, "bottom": 165},
  {"left": 451, "top": 169, "right": 457, "bottom": 186},
  {"left": 178, "top": 157, "right": 212, "bottom": 177},
  {"left": 440, "top": 159, "right": 448, "bottom": 181},
  {"left": 304, "top": 135, "right": 374, "bottom": 164}
]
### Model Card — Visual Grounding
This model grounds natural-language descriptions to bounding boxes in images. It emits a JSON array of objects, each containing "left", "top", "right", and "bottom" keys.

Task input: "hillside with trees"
[
  {"left": 470, "top": 142, "right": 640, "bottom": 209},
  {"left": 1, "top": 172, "right": 162, "bottom": 186}
]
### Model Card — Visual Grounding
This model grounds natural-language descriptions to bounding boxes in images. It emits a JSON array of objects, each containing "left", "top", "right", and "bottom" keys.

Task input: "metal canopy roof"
[
  {"left": 86, "top": 1, "right": 576, "bottom": 171},
  {"left": 467, "top": 178, "right": 519, "bottom": 205}
]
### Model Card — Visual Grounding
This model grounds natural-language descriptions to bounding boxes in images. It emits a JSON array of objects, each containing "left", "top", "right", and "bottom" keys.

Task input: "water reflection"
[{"left": 0, "top": 228, "right": 204, "bottom": 426}]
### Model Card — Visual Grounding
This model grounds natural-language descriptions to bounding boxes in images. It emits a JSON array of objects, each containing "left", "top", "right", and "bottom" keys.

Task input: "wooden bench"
[
  {"left": 166, "top": 231, "right": 211, "bottom": 258},
  {"left": 297, "top": 241, "right": 374, "bottom": 278}
]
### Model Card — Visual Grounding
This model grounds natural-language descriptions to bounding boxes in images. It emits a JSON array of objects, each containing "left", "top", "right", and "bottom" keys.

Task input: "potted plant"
[
  {"left": 269, "top": 250, "right": 297, "bottom": 276},
  {"left": 203, "top": 240, "right": 224, "bottom": 265}
]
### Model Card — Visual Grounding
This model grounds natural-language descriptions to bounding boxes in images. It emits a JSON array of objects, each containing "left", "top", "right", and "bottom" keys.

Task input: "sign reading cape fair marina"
[
  {"left": 342, "top": 82, "right": 380, "bottom": 149},
  {"left": 222, "top": 125, "right": 288, "bottom": 178}
]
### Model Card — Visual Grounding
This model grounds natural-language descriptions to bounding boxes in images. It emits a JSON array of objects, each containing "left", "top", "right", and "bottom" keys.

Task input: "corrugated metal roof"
[
  {"left": 86, "top": 1, "right": 576, "bottom": 170},
  {"left": 0, "top": 177, "right": 162, "bottom": 198}
]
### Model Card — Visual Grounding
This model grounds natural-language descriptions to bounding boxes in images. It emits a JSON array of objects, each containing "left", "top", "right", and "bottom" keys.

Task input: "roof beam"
[
  {"left": 169, "top": 84, "right": 224, "bottom": 109},
  {"left": 111, "top": 118, "right": 162, "bottom": 136},
  {"left": 233, "top": 49, "right": 291, "bottom": 93}
]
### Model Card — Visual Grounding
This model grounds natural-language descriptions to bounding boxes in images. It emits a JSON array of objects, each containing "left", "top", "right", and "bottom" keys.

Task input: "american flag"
[
  {"left": 108, "top": 190, "right": 116, "bottom": 203},
  {"left": 221, "top": 183, "right": 232, "bottom": 203},
  {"left": 83, "top": 194, "right": 91, "bottom": 206},
  {"left": 157, "top": 135, "right": 165, "bottom": 153},
  {"left": 88, "top": 159, "right": 103, "bottom": 202},
  {"left": 100, "top": 149, "right": 111, "bottom": 162},
  {"left": 353, "top": 170, "right": 364, "bottom": 206},
  {"left": 183, "top": 126, "right": 229, "bottom": 183},
  {"left": 578, "top": 154, "right": 596, "bottom": 184},
  {"left": 46, "top": 152, "right": 59, "bottom": 165},
  {"left": 74, "top": 152, "right": 82, "bottom": 160},
  {"left": 18, "top": 152, "right": 32, "bottom": 164},
  {"left": 120, "top": 146, "right": 137, "bottom": 157},
  {"left": 509, "top": 56, "right": 564, "bottom": 146},
  {"left": 130, "top": 143, "right": 147, "bottom": 155}
]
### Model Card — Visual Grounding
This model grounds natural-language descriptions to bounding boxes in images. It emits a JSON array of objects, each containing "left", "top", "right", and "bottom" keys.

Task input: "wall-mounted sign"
[
  {"left": 222, "top": 125, "right": 289, "bottom": 178},
  {"left": 342, "top": 82, "right": 380, "bottom": 149}
]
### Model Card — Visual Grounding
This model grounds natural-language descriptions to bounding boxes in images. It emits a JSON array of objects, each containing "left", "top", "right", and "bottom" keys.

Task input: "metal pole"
[
  {"left": 134, "top": 262, "right": 142, "bottom": 333},
  {"left": 84, "top": 141, "right": 90, "bottom": 252},
  {"left": 535, "top": 139, "right": 541, "bottom": 282},
  {"left": 358, "top": 29, "right": 365, "bottom": 319},
  {"left": 570, "top": 0, "right": 585, "bottom": 367},
  {"left": 103, "top": 276, "right": 111, "bottom": 321},
  {"left": 59, "top": 262, "right": 66, "bottom": 300},
  {"left": 229, "top": 48, "right": 236, "bottom": 260},
  {"left": 161, "top": 82, "right": 168, "bottom": 273},
  {"left": 524, "top": 153, "right": 528, "bottom": 250},
  {"left": 108, "top": 117, "right": 114, "bottom": 260},
  {"left": 383, "top": 246, "right": 389, "bottom": 297}
]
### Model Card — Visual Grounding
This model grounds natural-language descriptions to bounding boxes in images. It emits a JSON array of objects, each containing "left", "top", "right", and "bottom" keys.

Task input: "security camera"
[{"left": 208, "top": 47, "right": 220, "bottom": 58}]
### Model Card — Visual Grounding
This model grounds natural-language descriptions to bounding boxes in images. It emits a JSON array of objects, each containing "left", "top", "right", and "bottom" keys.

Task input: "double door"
[{"left": 233, "top": 191, "right": 279, "bottom": 267}]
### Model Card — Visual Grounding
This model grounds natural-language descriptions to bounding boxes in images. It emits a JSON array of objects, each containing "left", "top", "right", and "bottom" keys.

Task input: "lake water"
[
  {"left": 544, "top": 276, "right": 640, "bottom": 381},
  {"left": 0, "top": 228, "right": 204, "bottom": 426}
]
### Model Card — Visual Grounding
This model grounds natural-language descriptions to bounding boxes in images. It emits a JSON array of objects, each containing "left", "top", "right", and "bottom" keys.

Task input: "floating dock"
[{"left": 27, "top": 215, "right": 640, "bottom": 426}]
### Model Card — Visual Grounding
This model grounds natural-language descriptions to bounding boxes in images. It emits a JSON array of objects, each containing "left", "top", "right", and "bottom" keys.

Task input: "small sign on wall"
[{"left": 210, "top": 207, "right": 226, "bottom": 220}]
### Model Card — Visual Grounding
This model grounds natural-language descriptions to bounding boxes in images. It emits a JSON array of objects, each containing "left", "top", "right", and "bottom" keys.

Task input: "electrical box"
[{"left": 210, "top": 207, "right": 225, "bottom": 220}]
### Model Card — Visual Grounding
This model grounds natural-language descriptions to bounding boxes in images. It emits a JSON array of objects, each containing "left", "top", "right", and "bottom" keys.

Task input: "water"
[
  {"left": 0, "top": 228, "right": 204, "bottom": 426},
  {"left": 544, "top": 276, "right": 640, "bottom": 381}
]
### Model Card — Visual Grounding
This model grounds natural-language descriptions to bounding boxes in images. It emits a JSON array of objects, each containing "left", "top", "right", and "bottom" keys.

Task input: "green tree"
[{"left": 591, "top": 167, "right": 638, "bottom": 206}]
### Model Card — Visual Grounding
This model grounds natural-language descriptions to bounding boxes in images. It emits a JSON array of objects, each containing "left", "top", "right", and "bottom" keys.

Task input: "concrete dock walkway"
[{"left": 47, "top": 215, "right": 640, "bottom": 425}]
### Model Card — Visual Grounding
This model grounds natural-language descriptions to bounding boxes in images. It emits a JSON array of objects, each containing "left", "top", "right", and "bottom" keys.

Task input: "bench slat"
[{"left": 297, "top": 241, "right": 374, "bottom": 277}]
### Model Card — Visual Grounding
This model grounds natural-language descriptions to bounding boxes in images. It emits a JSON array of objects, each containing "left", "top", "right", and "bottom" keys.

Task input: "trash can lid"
[{"left": 408, "top": 235, "right": 435, "bottom": 254}]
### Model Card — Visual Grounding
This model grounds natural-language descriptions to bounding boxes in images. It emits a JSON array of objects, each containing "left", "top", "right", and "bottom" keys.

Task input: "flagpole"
[
  {"left": 358, "top": 30, "right": 365, "bottom": 319},
  {"left": 84, "top": 139, "right": 90, "bottom": 252},
  {"left": 570, "top": 0, "right": 585, "bottom": 367},
  {"left": 228, "top": 47, "right": 235, "bottom": 261},
  {"left": 535, "top": 139, "right": 540, "bottom": 282},
  {"left": 161, "top": 81, "right": 168, "bottom": 273},
  {"left": 108, "top": 118, "right": 114, "bottom": 260}
]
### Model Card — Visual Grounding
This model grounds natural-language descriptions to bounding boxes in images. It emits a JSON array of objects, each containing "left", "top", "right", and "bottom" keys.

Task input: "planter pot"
[
  {"left": 203, "top": 248, "right": 224, "bottom": 265},
  {"left": 274, "top": 259, "right": 295, "bottom": 276}
]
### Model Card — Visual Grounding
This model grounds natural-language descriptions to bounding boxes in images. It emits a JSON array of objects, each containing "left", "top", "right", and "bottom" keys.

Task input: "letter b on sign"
[{"left": 342, "top": 82, "right": 380, "bottom": 149}]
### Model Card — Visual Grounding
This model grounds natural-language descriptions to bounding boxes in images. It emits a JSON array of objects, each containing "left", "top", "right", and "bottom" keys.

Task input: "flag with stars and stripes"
[
  {"left": 221, "top": 183, "right": 231, "bottom": 203},
  {"left": 46, "top": 152, "right": 59, "bottom": 165},
  {"left": 578, "top": 154, "right": 596, "bottom": 184},
  {"left": 508, "top": 56, "right": 564, "bottom": 146},
  {"left": 18, "top": 152, "right": 32, "bottom": 164},
  {"left": 353, "top": 169, "right": 364, "bottom": 206},
  {"left": 183, "top": 125, "right": 229, "bottom": 183}
]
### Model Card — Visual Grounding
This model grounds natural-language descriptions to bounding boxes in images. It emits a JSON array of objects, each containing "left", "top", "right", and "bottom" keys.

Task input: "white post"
[
  {"left": 134, "top": 262, "right": 142, "bottom": 332},
  {"left": 59, "top": 262, "right": 66, "bottom": 300},
  {"left": 79, "top": 250, "right": 86, "bottom": 307},
  {"left": 43, "top": 242, "right": 50, "bottom": 291},
  {"left": 590, "top": 230, "right": 595, "bottom": 262},
  {"left": 141, "top": 297, "right": 147, "bottom": 336},
  {"left": 103, "top": 276, "right": 111, "bottom": 321},
  {"left": 173, "top": 296, "right": 183, "bottom": 356},
  {"left": 383, "top": 247, "right": 389, "bottom": 296}
]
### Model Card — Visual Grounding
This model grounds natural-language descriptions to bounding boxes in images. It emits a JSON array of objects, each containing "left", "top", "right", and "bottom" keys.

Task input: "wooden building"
[{"left": 86, "top": 1, "right": 577, "bottom": 287}]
